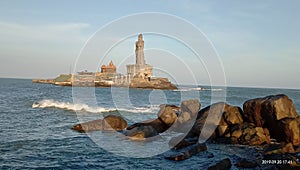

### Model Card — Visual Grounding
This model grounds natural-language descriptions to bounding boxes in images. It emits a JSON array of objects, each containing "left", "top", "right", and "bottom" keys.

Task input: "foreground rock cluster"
[{"left": 72, "top": 94, "right": 300, "bottom": 169}]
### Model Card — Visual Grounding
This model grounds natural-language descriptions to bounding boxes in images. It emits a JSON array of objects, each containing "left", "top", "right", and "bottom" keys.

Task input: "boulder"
[
  {"left": 230, "top": 123, "right": 270, "bottom": 145},
  {"left": 243, "top": 94, "right": 299, "bottom": 144},
  {"left": 207, "top": 158, "right": 231, "bottom": 170},
  {"left": 164, "top": 143, "right": 207, "bottom": 161},
  {"left": 157, "top": 104, "right": 179, "bottom": 127},
  {"left": 72, "top": 119, "right": 104, "bottom": 132},
  {"left": 181, "top": 99, "right": 201, "bottom": 118},
  {"left": 126, "top": 118, "right": 168, "bottom": 133},
  {"left": 171, "top": 99, "right": 201, "bottom": 133},
  {"left": 71, "top": 115, "right": 127, "bottom": 132},
  {"left": 277, "top": 117, "right": 300, "bottom": 145},
  {"left": 189, "top": 102, "right": 243, "bottom": 138},
  {"left": 102, "top": 115, "right": 128, "bottom": 131},
  {"left": 243, "top": 94, "right": 298, "bottom": 127},
  {"left": 124, "top": 125, "right": 158, "bottom": 140}
]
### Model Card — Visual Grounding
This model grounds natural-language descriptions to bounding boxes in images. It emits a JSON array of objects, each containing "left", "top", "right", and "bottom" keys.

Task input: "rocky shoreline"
[
  {"left": 32, "top": 76, "right": 177, "bottom": 90},
  {"left": 72, "top": 94, "right": 300, "bottom": 169}
]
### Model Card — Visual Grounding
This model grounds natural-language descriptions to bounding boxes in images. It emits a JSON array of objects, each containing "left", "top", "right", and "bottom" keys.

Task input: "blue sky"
[{"left": 0, "top": 0, "right": 299, "bottom": 89}]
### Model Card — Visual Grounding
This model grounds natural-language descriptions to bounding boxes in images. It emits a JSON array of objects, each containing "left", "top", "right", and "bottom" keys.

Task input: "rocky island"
[{"left": 33, "top": 34, "right": 177, "bottom": 90}]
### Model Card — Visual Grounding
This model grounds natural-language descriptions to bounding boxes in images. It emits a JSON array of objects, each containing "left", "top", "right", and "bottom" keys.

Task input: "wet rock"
[
  {"left": 157, "top": 104, "right": 180, "bottom": 127},
  {"left": 71, "top": 115, "right": 127, "bottom": 132},
  {"left": 207, "top": 158, "right": 231, "bottom": 170},
  {"left": 124, "top": 125, "right": 158, "bottom": 140},
  {"left": 126, "top": 118, "right": 168, "bottom": 133},
  {"left": 235, "top": 158, "right": 258, "bottom": 168},
  {"left": 164, "top": 143, "right": 207, "bottom": 161},
  {"left": 168, "top": 134, "right": 198, "bottom": 150}
]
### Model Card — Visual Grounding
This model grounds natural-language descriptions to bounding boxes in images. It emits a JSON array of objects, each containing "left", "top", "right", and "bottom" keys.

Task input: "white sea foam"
[
  {"left": 173, "top": 87, "right": 223, "bottom": 92},
  {"left": 32, "top": 99, "right": 158, "bottom": 113},
  {"left": 32, "top": 99, "right": 115, "bottom": 113}
]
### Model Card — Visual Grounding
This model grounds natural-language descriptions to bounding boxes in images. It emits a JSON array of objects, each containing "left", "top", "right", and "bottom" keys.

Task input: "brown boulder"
[
  {"left": 103, "top": 115, "right": 128, "bottom": 131},
  {"left": 157, "top": 104, "right": 179, "bottom": 127},
  {"left": 171, "top": 99, "right": 201, "bottom": 133},
  {"left": 189, "top": 102, "right": 243, "bottom": 138},
  {"left": 277, "top": 117, "right": 300, "bottom": 145},
  {"left": 72, "top": 119, "right": 104, "bottom": 132},
  {"left": 71, "top": 115, "right": 127, "bottom": 132},
  {"left": 126, "top": 118, "right": 168, "bottom": 133},
  {"left": 243, "top": 94, "right": 298, "bottom": 127},
  {"left": 124, "top": 125, "right": 158, "bottom": 140},
  {"left": 230, "top": 123, "right": 270, "bottom": 145},
  {"left": 243, "top": 94, "right": 299, "bottom": 144}
]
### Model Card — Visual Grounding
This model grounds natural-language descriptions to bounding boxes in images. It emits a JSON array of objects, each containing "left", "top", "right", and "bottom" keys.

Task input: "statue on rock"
[{"left": 135, "top": 34, "right": 145, "bottom": 65}]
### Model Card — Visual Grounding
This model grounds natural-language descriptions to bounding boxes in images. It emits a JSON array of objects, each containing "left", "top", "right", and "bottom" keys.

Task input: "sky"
[{"left": 0, "top": 0, "right": 299, "bottom": 89}]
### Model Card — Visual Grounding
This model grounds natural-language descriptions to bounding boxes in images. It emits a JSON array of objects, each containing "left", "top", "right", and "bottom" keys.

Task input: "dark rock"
[
  {"left": 235, "top": 158, "right": 258, "bottom": 168},
  {"left": 243, "top": 94, "right": 298, "bottom": 126},
  {"left": 126, "top": 118, "right": 168, "bottom": 133},
  {"left": 243, "top": 94, "right": 299, "bottom": 144},
  {"left": 277, "top": 117, "right": 300, "bottom": 145},
  {"left": 71, "top": 115, "right": 127, "bottom": 132},
  {"left": 157, "top": 104, "right": 180, "bottom": 127},
  {"left": 207, "top": 158, "right": 231, "bottom": 170},
  {"left": 103, "top": 115, "right": 128, "bottom": 131},
  {"left": 230, "top": 123, "right": 270, "bottom": 145},
  {"left": 168, "top": 134, "right": 198, "bottom": 150},
  {"left": 171, "top": 99, "right": 200, "bottom": 133},
  {"left": 124, "top": 125, "right": 158, "bottom": 140},
  {"left": 188, "top": 102, "right": 243, "bottom": 139},
  {"left": 164, "top": 143, "right": 207, "bottom": 161},
  {"left": 222, "top": 105, "right": 243, "bottom": 126}
]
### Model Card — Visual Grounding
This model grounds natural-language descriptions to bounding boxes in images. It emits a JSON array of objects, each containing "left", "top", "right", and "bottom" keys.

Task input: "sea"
[{"left": 0, "top": 78, "right": 299, "bottom": 169}]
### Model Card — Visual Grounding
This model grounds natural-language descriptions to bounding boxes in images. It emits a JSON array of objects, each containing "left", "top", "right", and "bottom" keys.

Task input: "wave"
[
  {"left": 32, "top": 99, "right": 158, "bottom": 114},
  {"left": 173, "top": 87, "right": 223, "bottom": 92}
]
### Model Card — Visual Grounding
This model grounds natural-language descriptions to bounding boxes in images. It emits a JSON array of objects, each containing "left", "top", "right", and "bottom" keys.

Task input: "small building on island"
[{"left": 101, "top": 61, "right": 116, "bottom": 74}]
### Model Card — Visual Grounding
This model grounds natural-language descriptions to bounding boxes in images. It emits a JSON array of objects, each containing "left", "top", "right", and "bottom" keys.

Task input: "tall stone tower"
[
  {"left": 126, "top": 34, "right": 152, "bottom": 79},
  {"left": 135, "top": 34, "right": 145, "bottom": 65}
]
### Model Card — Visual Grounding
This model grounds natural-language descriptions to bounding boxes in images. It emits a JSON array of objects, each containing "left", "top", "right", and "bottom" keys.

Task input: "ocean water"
[{"left": 0, "top": 78, "right": 299, "bottom": 169}]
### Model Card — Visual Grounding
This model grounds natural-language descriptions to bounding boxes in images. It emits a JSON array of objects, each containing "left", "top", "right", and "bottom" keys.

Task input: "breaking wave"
[
  {"left": 32, "top": 99, "right": 158, "bottom": 113},
  {"left": 173, "top": 87, "right": 223, "bottom": 92}
]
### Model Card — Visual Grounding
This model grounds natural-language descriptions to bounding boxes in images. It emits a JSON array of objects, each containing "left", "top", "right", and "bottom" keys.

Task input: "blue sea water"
[{"left": 0, "top": 78, "right": 299, "bottom": 169}]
